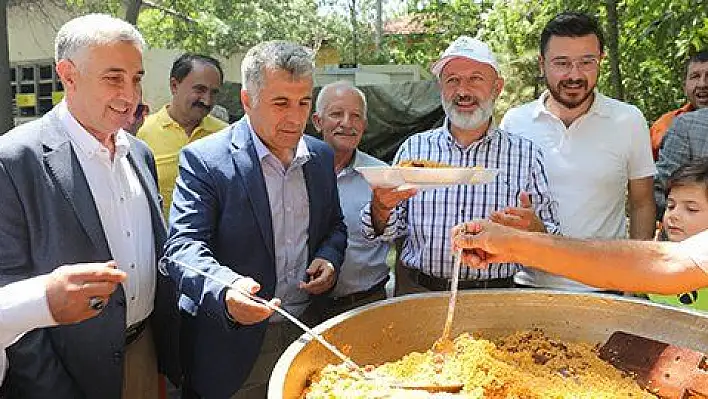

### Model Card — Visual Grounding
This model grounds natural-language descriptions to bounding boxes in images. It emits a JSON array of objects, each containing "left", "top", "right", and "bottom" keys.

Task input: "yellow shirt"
[{"left": 137, "top": 105, "right": 228, "bottom": 217}]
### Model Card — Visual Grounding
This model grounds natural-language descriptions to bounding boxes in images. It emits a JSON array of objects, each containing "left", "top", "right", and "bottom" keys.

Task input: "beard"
[
  {"left": 442, "top": 94, "right": 495, "bottom": 130},
  {"left": 546, "top": 77, "right": 596, "bottom": 109}
]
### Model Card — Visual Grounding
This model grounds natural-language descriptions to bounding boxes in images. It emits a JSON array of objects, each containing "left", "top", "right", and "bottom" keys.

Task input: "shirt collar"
[
  {"left": 157, "top": 104, "right": 222, "bottom": 133},
  {"left": 247, "top": 118, "right": 311, "bottom": 165},
  {"left": 337, "top": 149, "right": 364, "bottom": 178},
  {"left": 56, "top": 101, "right": 130, "bottom": 159},
  {"left": 441, "top": 117, "right": 500, "bottom": 147},
  {"left": 533, "top": 89, "right": 611, "bottom": 120}
]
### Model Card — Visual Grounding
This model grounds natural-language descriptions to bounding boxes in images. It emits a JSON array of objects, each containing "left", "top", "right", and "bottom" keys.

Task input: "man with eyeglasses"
[{"left": 500, "top": 12, "right": 656, "bottom": 292}]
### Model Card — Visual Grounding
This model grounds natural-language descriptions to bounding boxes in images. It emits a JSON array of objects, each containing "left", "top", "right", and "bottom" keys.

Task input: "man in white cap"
[
  {"left": 500, "top": 12, "right": 656, "bottom": 292},
  {"left": 361, "top": 36, "right": 560, "bottom": 295}
]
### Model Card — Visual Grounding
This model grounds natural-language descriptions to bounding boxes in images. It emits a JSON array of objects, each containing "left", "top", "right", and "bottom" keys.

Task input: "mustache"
[
  {"left": 192, "top": 101, "right": 212, "bottom": 111},
  {"left": 560, "top": 79, "right": 588, "bottom": 88},
  {"left": 332, "top": 127, "right": 359, "bottom": 137},
  {"left": 452, "top": 94, "right": 479, "bottom": 106}
]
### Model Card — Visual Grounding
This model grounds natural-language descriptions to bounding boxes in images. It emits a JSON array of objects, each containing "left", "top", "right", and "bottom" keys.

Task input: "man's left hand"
[
  {"left": 490, "top": 191, "right": 546, "bottom": 233},
  {"left": 299, "top": 258, "right": 336, "bottom": 295}
]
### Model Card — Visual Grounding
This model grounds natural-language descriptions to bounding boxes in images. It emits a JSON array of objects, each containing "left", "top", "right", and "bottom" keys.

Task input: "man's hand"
[
  {"left": 224, "top": 278, "right": 280, "bottom": 325},
  {"left": 45, "top": 262, "right": 127, "bottom": 324},
  {"left": 490, "top": 191, "right": 546, "bottom": 233},
  {"left": 299, "top": 258, "right": 336, "bottom": 295},
  {"left": 371, "top": 186, "right": 416, "bottom": 234},
  {"left": 451, "top": 220, "right": 520, "bottom": 268}
]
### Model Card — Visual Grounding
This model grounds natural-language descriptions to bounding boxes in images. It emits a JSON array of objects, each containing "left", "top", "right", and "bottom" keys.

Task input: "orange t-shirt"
[{"left": 649, "top": 103, "right": 694, "bottom": 160}]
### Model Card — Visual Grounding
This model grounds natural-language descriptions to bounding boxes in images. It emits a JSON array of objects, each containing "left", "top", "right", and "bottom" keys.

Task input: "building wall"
[{"left": 7, "top": 3, "right": 426, "bottom": 122}]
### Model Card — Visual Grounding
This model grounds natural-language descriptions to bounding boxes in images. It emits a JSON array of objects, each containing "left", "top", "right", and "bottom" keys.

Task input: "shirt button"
[
  {"left": 130, "top": 263, "right": 135, "bottom": 269},
  {"left": 131, "top": 296, "right": 136, "bottom": 301},
  {"left": 120, "top": 197, "right": 125, "bottom": 203},
  {"left": 126, "top": 231, "right": 131, "bottom": 237},
  {"left": 286, "top": 239, "right": 292, "bottom": 244}
]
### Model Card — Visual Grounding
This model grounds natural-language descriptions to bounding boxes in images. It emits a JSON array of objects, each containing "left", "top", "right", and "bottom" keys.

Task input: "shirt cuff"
[
  {"left": 678, "top": 231, "right": 708, "bottom": 275},
  {"left": 0, "top": 275, "right": 57, "bottom": 347},
  {"left": 360, "top": 202, "right": 400, "bottom": 241}
]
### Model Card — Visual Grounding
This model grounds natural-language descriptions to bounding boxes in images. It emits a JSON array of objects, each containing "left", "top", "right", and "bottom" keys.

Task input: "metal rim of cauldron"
[{"left": 268, "top": 289, "right": 708, "bottom": 399}]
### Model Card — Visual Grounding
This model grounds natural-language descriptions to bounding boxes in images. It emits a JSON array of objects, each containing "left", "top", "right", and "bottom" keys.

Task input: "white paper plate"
[{"left": 356, "top": 166, "right": 498, "bottom": 189}]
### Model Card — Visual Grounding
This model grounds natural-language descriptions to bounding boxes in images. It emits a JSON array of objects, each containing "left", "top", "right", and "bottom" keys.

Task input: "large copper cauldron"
[{"left": 268, "top": 290, "right": 708, "bottom": 399}]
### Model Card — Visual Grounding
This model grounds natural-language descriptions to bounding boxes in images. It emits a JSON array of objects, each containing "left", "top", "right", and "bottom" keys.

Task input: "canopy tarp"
[{"left": 217, "top": 80, "right": 444, "bottom": 163}]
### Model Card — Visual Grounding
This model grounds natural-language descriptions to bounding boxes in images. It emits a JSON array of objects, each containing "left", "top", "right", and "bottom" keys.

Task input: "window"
[{"left": 11, "top": 60, "right": 63, "bottom": 119}]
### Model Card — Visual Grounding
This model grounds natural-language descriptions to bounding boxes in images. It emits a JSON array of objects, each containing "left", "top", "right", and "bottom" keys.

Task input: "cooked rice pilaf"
[{"left": 303, "top": 330, "right": 656, "bottom": 398}]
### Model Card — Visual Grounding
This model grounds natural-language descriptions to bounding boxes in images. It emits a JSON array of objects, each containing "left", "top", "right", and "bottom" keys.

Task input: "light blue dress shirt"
[
  {"left": 250, "top": 127, "right": 311, "bottom": 319},
  {"left": 331, "top": 150, "right": 391, "bottom": 298}
]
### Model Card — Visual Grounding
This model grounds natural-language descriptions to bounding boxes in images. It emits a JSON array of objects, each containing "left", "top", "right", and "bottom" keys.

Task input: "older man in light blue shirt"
[{"left": 311, "top": 81, "right": 391, "bottom": 320}]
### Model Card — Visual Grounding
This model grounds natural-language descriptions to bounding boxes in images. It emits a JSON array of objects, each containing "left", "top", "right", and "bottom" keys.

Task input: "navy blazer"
[
  {"left": 164, "top": 117, "right": 347, "bottom": 398},
  {"left": 0, "top": 108, "right": 181, "bottom": 399}
]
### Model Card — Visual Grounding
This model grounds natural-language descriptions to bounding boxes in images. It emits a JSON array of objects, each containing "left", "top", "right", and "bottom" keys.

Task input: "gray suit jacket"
[
  {"left": 654, "top": 107, "right": 708, "bottom": 218},
  {"left": 0, "top": 108, "right": 181, "bottom": 399}
]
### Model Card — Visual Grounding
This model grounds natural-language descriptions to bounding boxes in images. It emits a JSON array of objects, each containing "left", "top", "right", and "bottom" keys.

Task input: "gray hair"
[
  {"left": 241, "top": 41, "right": 314, "bottom": 104},
  {"left": 315, "top": 80, "right": 368, "bottom": 118},
  {"left": 55, "top": 13, "right": 146, "bottom": 62}
]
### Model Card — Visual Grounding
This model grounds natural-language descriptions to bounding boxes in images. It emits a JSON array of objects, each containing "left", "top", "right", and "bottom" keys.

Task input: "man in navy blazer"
[{"left": 163, "top": 41, "right": 347, "bottom": 399}]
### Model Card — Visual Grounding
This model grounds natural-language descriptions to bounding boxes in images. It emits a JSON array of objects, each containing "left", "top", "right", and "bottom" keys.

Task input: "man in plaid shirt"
[
  {"left": 655, "top": 107, "right": 708, "bottom": 218},
  {"left": 361, "top": 36, "right": 560, "bottom": 295}
]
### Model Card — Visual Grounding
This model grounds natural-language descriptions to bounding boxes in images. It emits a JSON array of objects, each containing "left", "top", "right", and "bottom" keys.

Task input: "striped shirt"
[{"left": 361, "top": 120, "right": 560, "bottom": 280}]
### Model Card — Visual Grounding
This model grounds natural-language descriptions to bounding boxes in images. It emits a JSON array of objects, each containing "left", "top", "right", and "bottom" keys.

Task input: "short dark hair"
[
  {"left": 687, "top": 49, "right": 708, "bottom": 74},
  {"left": 170, "top": 53, "right": 224, "bottom": 84},
  {"left": 667, "top": 158, "right": 708, "bottom": 195},
  {"left": 540, "top": 12, "right": 605, "bottom": 57}
]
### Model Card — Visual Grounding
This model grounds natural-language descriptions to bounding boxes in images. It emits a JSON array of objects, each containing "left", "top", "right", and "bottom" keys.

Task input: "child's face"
[{"left": 663, "top": 183, "right": 708, "bottom": 241}]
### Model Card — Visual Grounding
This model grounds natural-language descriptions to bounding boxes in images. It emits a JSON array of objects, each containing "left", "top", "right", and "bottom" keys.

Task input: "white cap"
[{"left": 430, "top": 36, "right": 500, "bottom": 77}]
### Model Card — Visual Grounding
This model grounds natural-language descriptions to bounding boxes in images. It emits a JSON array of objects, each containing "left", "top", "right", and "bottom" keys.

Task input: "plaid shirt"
[
  {"left": 655, "top": 107, "right": 708, "bottom": 217},
  {"left": 362, "top": 121, "right": 560, "bottom": 280}
]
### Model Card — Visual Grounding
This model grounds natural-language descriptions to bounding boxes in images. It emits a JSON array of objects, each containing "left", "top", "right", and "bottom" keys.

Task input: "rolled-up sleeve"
[
  {"left": 527, "top": 147, "right": 561, "bottom": 235},
  {"left": 678, "top": 230, "right": 708, "bottom": 275}
]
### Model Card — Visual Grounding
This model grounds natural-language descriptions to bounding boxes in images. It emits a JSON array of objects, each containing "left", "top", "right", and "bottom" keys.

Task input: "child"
[{"left": 649, "top": 158, "right": 708, "bottom": 311}]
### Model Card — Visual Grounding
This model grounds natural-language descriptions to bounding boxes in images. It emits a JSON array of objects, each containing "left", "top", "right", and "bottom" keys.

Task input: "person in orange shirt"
[{"left": 650, "top": 50, "right": 708, "bottom": 160}]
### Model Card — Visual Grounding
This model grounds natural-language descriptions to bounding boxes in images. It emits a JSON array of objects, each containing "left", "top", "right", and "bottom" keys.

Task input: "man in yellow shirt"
[{"left": 138, "top": 53, "right": 228, "bottom": 215}]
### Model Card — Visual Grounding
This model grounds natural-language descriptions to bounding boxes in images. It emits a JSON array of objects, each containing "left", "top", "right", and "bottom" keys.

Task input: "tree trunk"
[
  {"left": 605, "top": 0, "right": 624, "bottom": 100},
  {"left": 350, "top": 0, "right": 357, "bottom": 64},
  {"left": 124, "top": 0, "right": 142, "bottom": 26},
  {"left": 0, "top": 0, "right": 14, "bottom": 134},
  {"left": 374, "top": 0, "right": 382, "bottom": 54}
]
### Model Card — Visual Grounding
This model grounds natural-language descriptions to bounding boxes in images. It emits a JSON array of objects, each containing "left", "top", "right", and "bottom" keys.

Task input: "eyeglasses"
[{"left": 547, "top": 56, "right": 601, "bottom": 74}]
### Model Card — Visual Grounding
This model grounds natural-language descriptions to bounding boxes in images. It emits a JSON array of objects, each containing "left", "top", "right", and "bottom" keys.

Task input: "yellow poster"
[{"left": 16, "top": 93, "right": 36, "bottom": 108}]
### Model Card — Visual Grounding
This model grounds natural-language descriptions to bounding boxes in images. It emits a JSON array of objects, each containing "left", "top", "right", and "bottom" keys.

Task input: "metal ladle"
[{"left": 159, "top": 257, "right": 464, "bottom": 394}]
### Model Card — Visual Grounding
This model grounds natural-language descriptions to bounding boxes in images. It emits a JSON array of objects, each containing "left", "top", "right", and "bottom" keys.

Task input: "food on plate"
[
  {"left": 397, "top": 160, "right": 454, "bottom": 168},
  {"left": 302, "top": 329, "right": 656, "bottom": 398}
]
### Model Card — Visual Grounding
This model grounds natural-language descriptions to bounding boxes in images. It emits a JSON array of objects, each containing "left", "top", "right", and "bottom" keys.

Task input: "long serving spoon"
[
  {"left": 159, "top": 257, "right": 359, "bottom": 370},
  {"left": 159, "top": 258, "right": 464, "bottom": 394},
  {"left": 434, "top": 248, "right": 463, "bottom": 353}
]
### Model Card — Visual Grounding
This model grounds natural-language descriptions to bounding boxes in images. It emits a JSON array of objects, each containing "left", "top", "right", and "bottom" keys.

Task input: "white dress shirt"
[
  {"left": 501, "top": 91, "right": 656, "bottom": 290},
  {"left": 56, "top": 102, "right": 155, "bottom": 327},
  {"left": 0, "top": 276, "right": 56, "bottom": 382}
]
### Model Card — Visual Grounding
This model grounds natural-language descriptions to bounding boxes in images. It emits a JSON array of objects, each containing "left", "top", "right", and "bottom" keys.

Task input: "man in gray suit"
[
  {"left": 655, "top": 107, "right": 708, "bottom": 218},
  {"left": 0, "top": 14, "right": 180, "bottom": 399}
]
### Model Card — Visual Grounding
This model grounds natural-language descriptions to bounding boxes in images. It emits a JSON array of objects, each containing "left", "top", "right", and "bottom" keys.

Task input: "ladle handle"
[{"left": 161, "top": 257, "right": 361, "bottom": 370}]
